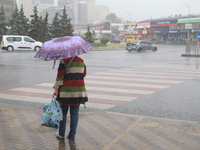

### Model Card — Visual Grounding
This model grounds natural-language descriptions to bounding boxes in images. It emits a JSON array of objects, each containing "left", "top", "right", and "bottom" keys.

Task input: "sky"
[{"left": 95, "top": 0, "right": 200, "bottom": 22}]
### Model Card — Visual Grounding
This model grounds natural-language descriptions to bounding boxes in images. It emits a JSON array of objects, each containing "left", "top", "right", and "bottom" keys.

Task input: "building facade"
[
  {"left": 33, "top": 0, "right": 58, "bottom": 13},
  {"left": 82, "top": 0, "right": 95, "bottom": 23},
  {"left": 133, "top": 14, "right": 200, "bottom": 43},
  {"left": 95, "top": 5, "right": 109, "bottom": 22}
]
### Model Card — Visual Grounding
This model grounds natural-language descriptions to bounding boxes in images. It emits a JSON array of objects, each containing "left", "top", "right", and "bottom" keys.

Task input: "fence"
[{"left": 185, "top": 39, "right": 199, "bottom": 54}]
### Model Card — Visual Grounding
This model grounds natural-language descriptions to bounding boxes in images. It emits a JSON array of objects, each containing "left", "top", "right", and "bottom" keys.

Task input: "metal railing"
[{"left": 185, "top": 39, "right": 199, "bottom": 54}]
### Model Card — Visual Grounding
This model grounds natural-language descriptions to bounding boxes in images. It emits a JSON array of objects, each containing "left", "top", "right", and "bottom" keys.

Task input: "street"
[
  {"left": 0, "top": 45, "right": 200, "bottom": 149},
  {"left": 0, "top": 44, "right": 200, "bottom": 121}
]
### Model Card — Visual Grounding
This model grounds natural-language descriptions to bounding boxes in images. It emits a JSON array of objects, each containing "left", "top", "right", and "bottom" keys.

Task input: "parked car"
[
  {"left": 111, "top": 38, "right": 121, "bottom": 44},
  {"left": 1, "top": 35, "right": 43, "bottom": 52},
  {"left": 126, "top": 40, "right": 157, "bottom": 52}
]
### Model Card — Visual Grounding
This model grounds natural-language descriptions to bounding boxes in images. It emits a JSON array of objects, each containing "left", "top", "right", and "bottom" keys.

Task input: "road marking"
[
  {"left": 86, "top": 76, "right": 183, "bottom": 84},
  {"left": 102, "top": 117, "right": 144, "bottom": 150},
  {"left": 85, "top": 80, "right": 169, "bottom": 89},
  {"left": 0, "top": 63, "right": 199, "bottom": 110}
]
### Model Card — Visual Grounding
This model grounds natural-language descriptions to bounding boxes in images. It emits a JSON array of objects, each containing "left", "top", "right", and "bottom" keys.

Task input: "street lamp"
[{"left": 182, "top": 2, "right": 190, "bottom": 39}]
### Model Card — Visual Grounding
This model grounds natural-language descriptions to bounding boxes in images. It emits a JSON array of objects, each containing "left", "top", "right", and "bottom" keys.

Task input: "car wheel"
[
  {"left": 128, "top": 50, "right": 132, "bottom": 52},
  {"left": 34, "top": 46, "right": 40, "bottom": 51},
  {"left": 138, "top": 48, "right": 142, "bottom": 52},
  {"left": 7, "top": 46, "right": 14, "bottom": 52},
  {"left": 152, "top": 47, "right": 157, "bottom": 51}
]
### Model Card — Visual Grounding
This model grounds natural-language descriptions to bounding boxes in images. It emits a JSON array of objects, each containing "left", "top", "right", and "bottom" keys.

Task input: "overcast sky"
[{"left": 95, "top": 0, "right": 200, "bottom": 22}]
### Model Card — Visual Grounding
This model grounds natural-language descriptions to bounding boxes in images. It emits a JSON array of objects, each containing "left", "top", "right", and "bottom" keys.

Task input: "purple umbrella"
[{"left": 34, "top": 36, "right": 93, "bottom": 68}]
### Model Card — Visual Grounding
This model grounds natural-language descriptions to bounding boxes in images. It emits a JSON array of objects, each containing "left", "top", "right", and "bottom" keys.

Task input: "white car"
[{"left": 1, "top": 35, "right": 43, "bottom": 52}]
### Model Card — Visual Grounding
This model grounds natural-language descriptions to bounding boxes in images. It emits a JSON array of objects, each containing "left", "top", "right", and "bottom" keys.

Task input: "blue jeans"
[{"left": 59, "top": 104, "right": 80, "bottom": 139}]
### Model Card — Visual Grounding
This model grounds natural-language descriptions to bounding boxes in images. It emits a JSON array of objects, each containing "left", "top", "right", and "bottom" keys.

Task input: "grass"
[{"left": 92, "top": 44, "right": 126, "bottom": 49}]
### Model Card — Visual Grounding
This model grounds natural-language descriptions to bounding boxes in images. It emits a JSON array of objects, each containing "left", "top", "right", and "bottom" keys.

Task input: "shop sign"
[
  {"left": 137, "top": 22, "right": 150, "bottom": 28},
  {"left": 151, "top": 19, "right": 178, "bottom": 26},
  {"left": 185, "top": 24, "right": 193, "bottom": 29},
  {"left": 122, "top": 31, "right": 127, "bottom": 35},
  {"left": 153, "top": 30, "right": 180, "bottom": 34},
  {"left": 197, "top": 32, "right": 200, "bottom": 40}
]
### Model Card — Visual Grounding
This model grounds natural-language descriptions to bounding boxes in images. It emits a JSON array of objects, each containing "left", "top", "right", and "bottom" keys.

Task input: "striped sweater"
[{"left": 55, "top": 56, "right": 88, "bottom": 105}]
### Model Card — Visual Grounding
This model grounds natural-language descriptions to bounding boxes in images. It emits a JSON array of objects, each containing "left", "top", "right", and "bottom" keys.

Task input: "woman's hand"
[
  {"left": 52, "top": 90, "right": 58, "bottom": 98},
  {"left": 52, "top": 85, "right": 59, "bottom": 98}
]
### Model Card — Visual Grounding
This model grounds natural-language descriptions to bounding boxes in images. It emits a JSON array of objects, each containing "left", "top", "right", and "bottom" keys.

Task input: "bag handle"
[
  {"left": 50, "top": 97, "right": 54, "bottom": 107},
  {"left": 65, "top": 56, "right": 76, "bottom": 73}
]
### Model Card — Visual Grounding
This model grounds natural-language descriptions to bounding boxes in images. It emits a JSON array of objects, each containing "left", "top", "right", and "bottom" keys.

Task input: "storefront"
[
  {"left": 178, "top": 18, "right": 200, "bottom": 39},
  {"left": 151, "top": 19, "right": 178, "bottom": 42},
  {"left": 152, "top": 30, "right": 180, "bottom": 42}
]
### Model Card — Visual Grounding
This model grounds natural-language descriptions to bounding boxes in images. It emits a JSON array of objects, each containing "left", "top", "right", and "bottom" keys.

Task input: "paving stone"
[{"left": 0, "top": 105, "right": 200, "bottom": 150}]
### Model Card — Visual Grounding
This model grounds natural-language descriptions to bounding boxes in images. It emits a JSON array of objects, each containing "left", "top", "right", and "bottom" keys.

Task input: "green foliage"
[
  {"left": 41, "top": 12, "right": 51, "bottom": 42},
  {"left": 84, "top": 26, "right": 95, "bottom": 43},
  {"left": 0, "top": 4, "right": 7, "bottom": 40},
  {"left": 29, "top": 6, "right": 41, "bottom": 40},
  {"left": 17, "top": 5, "right": 29, "bottom": 35},
  {"left": 100, "top": 36, "right": 110, "bottom": 45},
  {"left": 59, "top": 6, "right": 73, "bottom": 36},
  {"left": 65, "top": 18, "right": 73, "bottom": 36},
  {"left": 7, "top": 5, "right": 29, "bottom": 35},
  {"left": 50, "top": 6, "right": 74, "bottom": 38},
  {"left": 106, "top": 12, "right": 121, "bottom": 23},
  {"left": 8, "top": 4, "right": 19, "bottom": 30},
  {"left": 91, "top": 43, "right": 106, "bottom": 47},
  {"left": 50, "top": 12, "right": 62, "bottom": 38}
]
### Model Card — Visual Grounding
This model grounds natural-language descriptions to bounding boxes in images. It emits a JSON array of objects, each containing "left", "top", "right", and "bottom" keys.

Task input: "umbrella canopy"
[{"left": 34, "top": 36, "right": 93, "bottom": 61}]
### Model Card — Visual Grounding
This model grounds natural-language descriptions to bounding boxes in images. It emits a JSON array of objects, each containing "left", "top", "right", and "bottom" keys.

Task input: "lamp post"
[{"left": 182, "top": 2, "right": 190, "bottom": 39}]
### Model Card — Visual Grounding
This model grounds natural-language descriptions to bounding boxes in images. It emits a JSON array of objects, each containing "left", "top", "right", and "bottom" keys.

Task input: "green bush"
[
  {"left": 91, "top": 43, "right": 107, "bottom": 47},
  {"left": 100, "top": 36, "right": 110, "bottom": 45}
]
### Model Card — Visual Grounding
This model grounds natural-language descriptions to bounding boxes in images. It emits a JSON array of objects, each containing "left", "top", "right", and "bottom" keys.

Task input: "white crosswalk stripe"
[{"left": 0, "top": 63, "right": 200, "bottom": 110}]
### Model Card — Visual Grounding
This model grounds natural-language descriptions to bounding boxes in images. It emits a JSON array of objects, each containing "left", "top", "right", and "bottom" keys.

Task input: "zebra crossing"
[{"left": 0, "top": 63, "right": 200, "bottom": 110}]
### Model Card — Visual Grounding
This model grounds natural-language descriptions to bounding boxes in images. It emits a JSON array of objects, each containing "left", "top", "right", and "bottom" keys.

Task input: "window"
[
  {"left": 7, "top": 37, "right": 22, "bottom": 42},
  {"left": 15, "top": 37, "right": 22, "bottom": 42},
  {"left": 7, "top": 37, "right": 14, "bottom": 41},
  {"left": 24, "top": 37, "right": 34, "bottom": 43}
]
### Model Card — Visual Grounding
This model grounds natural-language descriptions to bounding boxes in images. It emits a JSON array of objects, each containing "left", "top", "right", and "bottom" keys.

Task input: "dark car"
[
  {"left": 111, "top": 38, "right": 121, "bottom": 44},
  {"left": 126, "top": 40, "right": 157, "bottom": 52}
]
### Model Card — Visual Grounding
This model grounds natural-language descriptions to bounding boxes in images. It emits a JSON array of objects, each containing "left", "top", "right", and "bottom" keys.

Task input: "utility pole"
[
  {"left": 125, "top": 11, "right": 131, "bottom": 33},
  {"left": 182, "top": 2, "right": 190, "bottom": 39}
]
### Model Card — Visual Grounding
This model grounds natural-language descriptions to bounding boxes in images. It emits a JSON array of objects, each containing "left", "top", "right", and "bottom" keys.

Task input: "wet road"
[{"left": 0, "top": 44, "right": 200, "bottom": 122}]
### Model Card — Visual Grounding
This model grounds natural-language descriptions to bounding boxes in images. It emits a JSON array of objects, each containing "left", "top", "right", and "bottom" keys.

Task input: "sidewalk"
[{"left": 0, "top": 104, "right": 200, "bottom": 150}]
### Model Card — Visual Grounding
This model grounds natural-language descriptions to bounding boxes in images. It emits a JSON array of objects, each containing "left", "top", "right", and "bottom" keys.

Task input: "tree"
[
  {"left": 8, "top": 4, "right": 29, "bottom": 35},
  {"left": 59, "top": 6, "right": 68, "bottom": 36},
  {"left": 84, "top": 26, "right": 95, "bottom": 43},
  {"left": 59, "top": 6, "right": 73, "bottom": 36},
  {"left": 100, "top": 36, "right": 109, "bottom": 45},
  {"left": 66, "top": 17, "right": 73, "bottom": 36},
  {"left": 18, "top": 5, "right": 29, "bottom": 35},
  {"left": 29, "top": 6, "right": 41, "bottom": 40},
  {"left": 8, "top": 4, "right": 19, "bottom": 34},
  {"left": 50, "top": 12, "right": 62, "bottom": 38},
  {"left": 0, "top": 4, "right": 7, "bottom": 40},
  {"left": 41, "top": 12, "right": 50, "bottom": 42},
  {"left": 106, "top": 12, "right": 121, "bottom": 23}
]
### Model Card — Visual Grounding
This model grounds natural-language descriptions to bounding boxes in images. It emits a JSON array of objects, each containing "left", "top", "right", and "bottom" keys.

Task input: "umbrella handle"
[{"left": 53, "top": 59, "right": 56, "bottom": 69}]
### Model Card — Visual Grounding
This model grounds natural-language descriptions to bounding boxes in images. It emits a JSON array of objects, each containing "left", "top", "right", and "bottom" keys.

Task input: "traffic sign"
[{"left": 197, "top": 32, "right": 200, "bottom": 40}]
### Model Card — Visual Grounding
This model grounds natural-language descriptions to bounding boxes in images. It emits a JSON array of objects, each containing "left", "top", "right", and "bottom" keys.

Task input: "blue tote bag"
[{"left": 41, "top": 97, "right": 62, "bottom": 129}]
